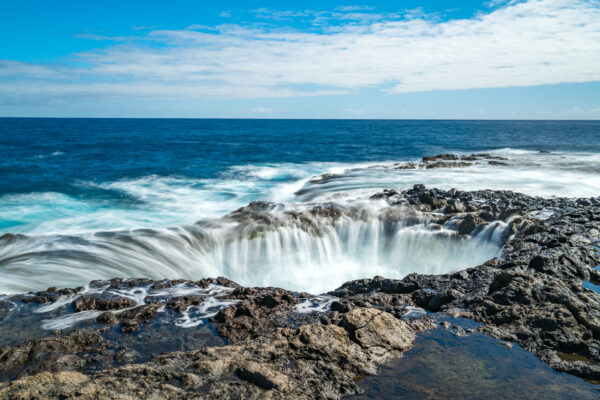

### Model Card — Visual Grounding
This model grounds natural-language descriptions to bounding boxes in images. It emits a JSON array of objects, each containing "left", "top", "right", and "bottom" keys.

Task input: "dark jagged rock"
[
  {"left": 309, "top": 153, "right": 517, "bottom": 173},
  {"left": 0, "top": 308, "right": 434, "bottom": 399},
  {"left": 0, "top": 330, "right": 112, "bottom": 381},
  {"left": 72, "top": 294, "right": 136, "bottom": 312},
  {"left": 0, "top": 233, "right": 27, "bottom": 243},
  {"left": 458, "top": 213, "right": 486, "bottom": 235},
  {"left": 118, "top": 303, "right": 163, "bottom": 332},
  {"left": 166, "top": 295, "right": 205, "bottom": 313},
  {"left": 0, "top": 302, "right": 9, "bottom": 319},
  {"left": 214, "top": 287, "right": 299, "bottom": 343},
  {"left": 0, "top": 187, "right": 599, "bottom": 397},
  {"left": 390, "top": 153, "right": 511, "bottom": 170},
  {"left": 422, "top": 154, "right": 460, "bottom": 162},
  {"left": 96, "top": 311, "right": 116, "bottom": 324}
]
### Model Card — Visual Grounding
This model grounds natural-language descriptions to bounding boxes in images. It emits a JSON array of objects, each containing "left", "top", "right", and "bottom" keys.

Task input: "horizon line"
[{"left": 1, "top": 117, "right": 600, "bottom": 122}]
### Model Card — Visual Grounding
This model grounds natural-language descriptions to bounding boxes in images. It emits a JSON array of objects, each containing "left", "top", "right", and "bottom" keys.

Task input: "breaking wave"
[{"left": 2, "top": 149, "right": 599, "bottom": 235}]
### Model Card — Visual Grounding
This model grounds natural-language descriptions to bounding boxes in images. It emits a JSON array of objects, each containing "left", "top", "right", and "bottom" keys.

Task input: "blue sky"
[{"left": 1, "top": 0, "right": 599, "bottom": 118}]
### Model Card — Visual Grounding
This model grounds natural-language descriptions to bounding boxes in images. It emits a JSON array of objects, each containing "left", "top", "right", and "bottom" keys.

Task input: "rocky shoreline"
[{"left": 1, "top": 183, "right": 599, "bottom": 398}]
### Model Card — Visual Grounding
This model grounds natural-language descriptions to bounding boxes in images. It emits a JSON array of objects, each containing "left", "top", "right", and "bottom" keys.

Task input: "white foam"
[
  {"left": 293, "top": 295, "right": 337, "bottom": 313},
  {"left": 529, "top": 209, "right": 556, "bottom": 220},
  {"left": 33, "top": 282, "right": 235, "bottom": 330},
  {"left": 41, "top": 310, "right": 104, "bottom": 330},
  {"left": 109, "top": 287, "right": 149, "bottom": 307},
  {"left": 4, "top": 150, "right": 600, "bottom": 236},
  {"left": 33, "top": 151, "right": 64, "bottom": 159},
  {"left": 146, "top": 282, "right": 234, "bottom": 298},
  {"left": 175, "top": 297, "right": 239, "bottom": 328},
  {"left": 403, "top": 306, "right": 427, "bottom": 318}
]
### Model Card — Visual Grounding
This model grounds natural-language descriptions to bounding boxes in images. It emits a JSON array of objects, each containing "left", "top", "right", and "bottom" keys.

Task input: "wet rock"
[
  {"left": 426, "top": 161, "right": 472, "bottom": 169},
  {"left": 488, "top": 160, "right": 509, "bottom": 166},
  {"left": 331, "top": 301, "right": 351, "bottom": 313},
  {"left": 0, "top": 233, "right": 26, "bottom": 243},
  {"left": 72, "top": 294, "right": 135, "bottom": 312},
  {"left": 419, "top": 191, "right": 446, "bottom": 209},
  {"left": 529, "top": 255, "right": 550, "bottom": 273},
  {"left": 119, "top": 319, "right": 138, "bottom": 333},
  {"left": 411, "top": 289, "right": 437, "bottom": 309},
  {"left": 422, "top": 154, "right": 459, "bottom": 162},
  {"left": 120, "top": 303, "right": 162, "bottom": 324},
  {"left": 577, "top": 198, "right": 593, "bottom": 207},
  {"left": 0, "top": 330, "right": 110, "bottom": 380},
  {"left": 166, "top": 296, "right": 204, "bottom": 313},
  {"left": 458, "top": 214, "right": 485, "bottom": 235},
  {"left": 0, "top": 308, "right": 430, "bottom": 399},
  {"left": 213, "top": 288, "right": 298, "bottom": 343},
  {"left": 445, "top": 199, "right": 466, "bottom": 214},
  {"left": 427, "top": 289, "right": 463, "bottom": 312},
  {"left": 391, "top": 153, "right": 512, "bottom": 171},
  {"left": 96, "top": 311, "right": 116, "bottom": 324}
]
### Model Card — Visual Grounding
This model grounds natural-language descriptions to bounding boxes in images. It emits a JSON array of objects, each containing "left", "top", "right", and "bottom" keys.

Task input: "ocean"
[{"left": 1, "top": 118, "right": 599, "bottom": 294}]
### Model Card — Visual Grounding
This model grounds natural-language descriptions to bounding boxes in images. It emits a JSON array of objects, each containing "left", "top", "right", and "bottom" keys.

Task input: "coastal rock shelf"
[{"left": 1, "top": 186, "right": 600, "bottom": 398}]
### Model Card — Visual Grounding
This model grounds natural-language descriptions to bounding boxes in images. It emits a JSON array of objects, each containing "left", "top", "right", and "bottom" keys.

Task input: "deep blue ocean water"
[
  {"left": 2, "top": 119, "right": 599, "bottom": 198},
  {"left": 2, "top": 118, "right": 600, "bottom": 234}
]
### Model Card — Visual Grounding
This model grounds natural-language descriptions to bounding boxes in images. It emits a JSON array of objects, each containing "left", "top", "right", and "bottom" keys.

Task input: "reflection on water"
[{"left": 349, "top": 319, "right": 599, "bottom": 400}]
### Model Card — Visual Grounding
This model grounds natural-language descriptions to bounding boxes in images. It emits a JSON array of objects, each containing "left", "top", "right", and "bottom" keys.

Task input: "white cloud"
[
  {"left": 1, "top": 0, "right": 599, "bottom": 104},
  {"left": 335, "top": 6, "right": 376, "bottom": 12},
  {"left": 0, "top": 60, "right": 64, "bottom": 79},
  {"left": 251, "top": 107, "right": 273, "bottom": 113}
]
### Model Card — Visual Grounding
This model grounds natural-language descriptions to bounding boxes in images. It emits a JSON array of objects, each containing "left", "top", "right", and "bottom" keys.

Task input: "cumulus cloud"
[{"left": 1, "top": 0, "right": 599, "bottom": 104}]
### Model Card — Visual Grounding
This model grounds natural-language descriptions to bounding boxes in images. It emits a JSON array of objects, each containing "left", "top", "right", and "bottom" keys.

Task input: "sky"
[{"left": 0, "top": 0, "right": 599, "bottom": 119}]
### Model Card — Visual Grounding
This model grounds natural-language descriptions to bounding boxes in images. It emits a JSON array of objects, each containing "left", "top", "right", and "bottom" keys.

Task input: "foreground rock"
[
  {"left": 0, "top": 307, "right": 432, "bottom": 399},
  {"left": 0, "top": 184, "right": 599, "bottom": 397}
]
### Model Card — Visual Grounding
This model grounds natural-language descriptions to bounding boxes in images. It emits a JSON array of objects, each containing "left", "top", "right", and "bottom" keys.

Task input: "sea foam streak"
[{"left": 34, "top": 282, "right": 236, "bottom": 330}]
